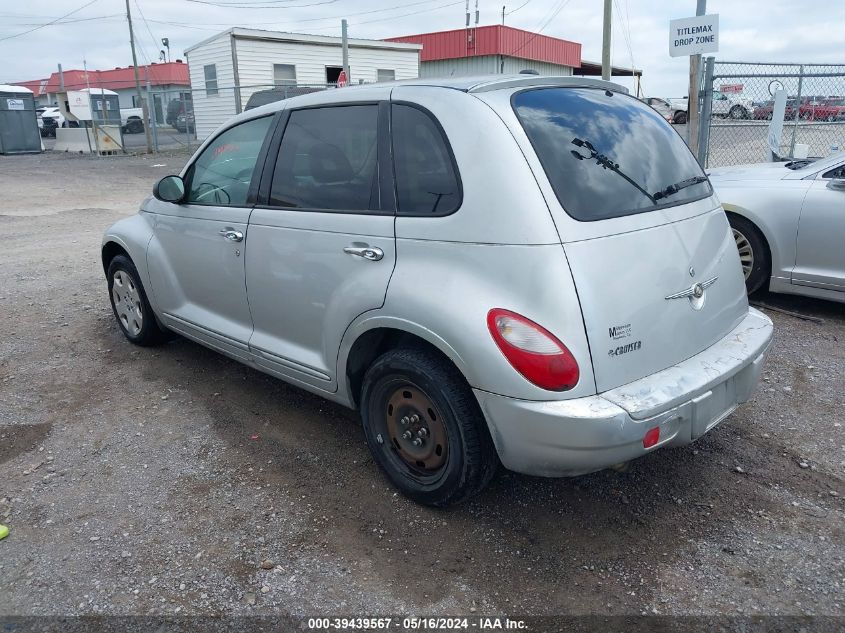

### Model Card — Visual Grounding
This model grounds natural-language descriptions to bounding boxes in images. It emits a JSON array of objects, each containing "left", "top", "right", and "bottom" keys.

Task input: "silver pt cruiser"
[{"left": 102, "top": 76, "right": 774, "bottom": 506}]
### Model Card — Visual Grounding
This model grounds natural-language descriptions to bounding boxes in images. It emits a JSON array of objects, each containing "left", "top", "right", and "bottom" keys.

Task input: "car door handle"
[
  {"left": 343, "top": 244, "right": 384, "bottom": 261},
  {"left": 219, "top": 228, "right": 243, "bottom": 242}
]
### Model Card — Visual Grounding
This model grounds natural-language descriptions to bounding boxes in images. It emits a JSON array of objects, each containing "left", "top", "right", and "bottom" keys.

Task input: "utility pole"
[
  {"left": 502, "top": 5, "right": 505, "bottom": 25},
  {"left": 601, "top": 0, "right": 612, "bottom": 80},
  {"left": 341, "top": 19, "right": 350, "bottom": 84},
  {"left": 125, "top": 0, "right": 152, "bottom": 153},
  {"left": 687, "top": 0, "right": 706, "bottom": 155}
]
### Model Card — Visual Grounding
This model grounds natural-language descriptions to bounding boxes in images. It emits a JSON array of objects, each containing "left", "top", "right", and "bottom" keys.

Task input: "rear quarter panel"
[{"left": 342, "top": 241, "right": 598, "bottom": 402}]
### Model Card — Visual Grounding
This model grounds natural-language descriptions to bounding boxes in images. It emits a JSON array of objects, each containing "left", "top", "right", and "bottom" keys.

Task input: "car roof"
[{"left": 239, "top": 74, "right": 628, "bottom": 121}]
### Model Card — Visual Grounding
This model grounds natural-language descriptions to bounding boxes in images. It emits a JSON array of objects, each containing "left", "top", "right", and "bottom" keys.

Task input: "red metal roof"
[
  {"left": 386, "top": 25, "right": 581, "bottom": 68},
  {"left": 16, "top": 62, "right": 190, "bottom": 96}
]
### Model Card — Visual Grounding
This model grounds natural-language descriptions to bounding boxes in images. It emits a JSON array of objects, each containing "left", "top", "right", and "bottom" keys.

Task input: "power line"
[
  {"left": 148, "top": 0, "right": 464, "bottom": 30},
  {"left": 134, "top": 0, "right": 163, "bottom": 60},
  {"left": 2, "top": 14, "right": 122, "bottom": 27},
  {"left": 505, "top": 0, "right": 532, "bottom": 16},
  {"left": 506, "top": 0, "right": 573, "bottom": 57},
  {"left": 354, "top": 0, "right": 463, "bottom": 25},
  {"left": 183, "top": 0, "right": 340, "bottom": 8},
  {"left": 0, "top": 0, "right": 99, "bottom": 42}
]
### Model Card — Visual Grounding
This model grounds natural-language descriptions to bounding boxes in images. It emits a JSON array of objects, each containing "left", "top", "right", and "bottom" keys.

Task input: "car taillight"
[{"left": 486, "top": 308, "right": 579, "bottom": 391}]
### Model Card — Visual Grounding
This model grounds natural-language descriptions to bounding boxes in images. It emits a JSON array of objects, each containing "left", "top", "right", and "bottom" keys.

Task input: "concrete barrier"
[
  {"left": 53, "top": 125, "right": 123, "bottom": 153},
  {"left": 53, "top": 128, "right": 92, "bottom": 153}
]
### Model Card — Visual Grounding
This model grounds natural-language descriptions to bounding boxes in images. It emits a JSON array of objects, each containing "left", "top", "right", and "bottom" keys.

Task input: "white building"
[{"left": 184, "top": 28, "right": 422, "bottom": 138}]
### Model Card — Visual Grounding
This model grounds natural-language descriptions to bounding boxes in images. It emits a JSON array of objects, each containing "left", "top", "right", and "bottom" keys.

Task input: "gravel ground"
[{"left": 0, "top": 152, "right": 843, "bottom": 622}]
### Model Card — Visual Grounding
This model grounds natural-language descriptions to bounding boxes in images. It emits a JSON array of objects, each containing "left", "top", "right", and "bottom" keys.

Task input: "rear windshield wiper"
[
  {"left": 652, "top": 175, "right": 708, "bottom": 202},
  {"left": 570, "top": 138, "right": 656, "bottom": 204}
]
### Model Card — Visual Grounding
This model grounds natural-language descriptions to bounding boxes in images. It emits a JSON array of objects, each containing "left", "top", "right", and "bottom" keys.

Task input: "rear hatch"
[{"left": 511, "top": 86, "right": 749, "bottom": 393}]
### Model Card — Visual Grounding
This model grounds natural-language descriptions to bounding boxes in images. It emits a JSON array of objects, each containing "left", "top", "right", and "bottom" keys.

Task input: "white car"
[
  {"left": 37, "top": 106, "right": 65, "bottom": 129},
  {"left": 709, "top": 153, "right": 845, "bottom": 302},
  {"left": 711, "top": 92, "right": 754, "bottom": 119},
  {"left": 643, "top": 97, "right": 688, "bottom": 124}
]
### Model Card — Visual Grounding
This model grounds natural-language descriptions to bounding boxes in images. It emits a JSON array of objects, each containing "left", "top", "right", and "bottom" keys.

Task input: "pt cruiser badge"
[{"left": 665, "top": 276, "right": 718, "bottom": 301}]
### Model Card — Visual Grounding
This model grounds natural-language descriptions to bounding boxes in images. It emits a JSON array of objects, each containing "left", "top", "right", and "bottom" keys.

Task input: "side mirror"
[
  {"left": 826, "top": 178, "right": 845, "bottom": 192},
  {"left": 153, "top": 175, "right": 185, "bottom": 203}
]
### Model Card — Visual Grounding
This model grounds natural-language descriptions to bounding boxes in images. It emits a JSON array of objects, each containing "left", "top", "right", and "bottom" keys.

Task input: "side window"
[
  {"left": 269, "top": 105, "right": 379, "bottom": 211},
  {"left": 204, "top": 64, "right": 218, "bottom": 97},
  {"left": 185, "top": 116, "right": 273, "bottom": 207},
  {"left": 391, "top": 104, "right": 461, "bottom": 216},
  {"left": 822, "top": 165, "right": 845, "bottom": 179}
]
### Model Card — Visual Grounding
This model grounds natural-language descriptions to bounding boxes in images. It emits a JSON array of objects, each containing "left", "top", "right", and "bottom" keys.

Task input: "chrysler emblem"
[{"left": 665, "top": 276, "right": 718, "bottom": 301}]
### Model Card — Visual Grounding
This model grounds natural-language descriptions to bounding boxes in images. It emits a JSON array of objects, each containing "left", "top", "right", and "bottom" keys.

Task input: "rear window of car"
[{"left": 513, "top": 87, "right": 712, "bottom": 222}]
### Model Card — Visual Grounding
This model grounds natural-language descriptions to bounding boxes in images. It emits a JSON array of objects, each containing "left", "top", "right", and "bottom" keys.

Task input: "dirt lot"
[{"left": 0, "top": 152, "right": 843, "bottom": 624}]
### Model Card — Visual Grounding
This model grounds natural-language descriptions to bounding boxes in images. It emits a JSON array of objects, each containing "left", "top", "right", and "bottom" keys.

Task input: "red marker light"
[{"left": 643, "top": 427, "right": 660, "bottom": 449}]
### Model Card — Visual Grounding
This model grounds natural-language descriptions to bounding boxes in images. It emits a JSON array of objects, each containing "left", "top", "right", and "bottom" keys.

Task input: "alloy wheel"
[{"left": 733, "top": 228, "right": 754, "bottom": 280}]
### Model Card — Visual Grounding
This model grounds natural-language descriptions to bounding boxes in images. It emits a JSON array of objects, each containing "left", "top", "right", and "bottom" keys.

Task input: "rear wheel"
[
  {"left": 673, "top": 111, "right": 687, "bottom": 124},
  {"left": 360, "top": 347, "right": 497, "bottom": 507},
  {"left": 107, "top": 255, "right": 170, "bottom": 346},
  {"left": 728, "top": 215, "right": 769, "bottom": 295}
]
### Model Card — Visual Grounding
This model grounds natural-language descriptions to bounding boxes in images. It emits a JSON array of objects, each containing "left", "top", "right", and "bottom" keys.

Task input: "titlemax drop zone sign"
[{"left": 669, "top": 14, "right": 719, "bottom": 57}]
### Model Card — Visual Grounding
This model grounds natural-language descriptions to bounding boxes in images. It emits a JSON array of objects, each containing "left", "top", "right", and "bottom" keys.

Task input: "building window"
[
  {"left": 204, "top": 64, "right": 218, "bottom": 96},
  {"left": 273, "top": 64, "right": 297, "bottom": 86},
  {"left": 377, "top": 69, "right": 395, "bottom": 83}
]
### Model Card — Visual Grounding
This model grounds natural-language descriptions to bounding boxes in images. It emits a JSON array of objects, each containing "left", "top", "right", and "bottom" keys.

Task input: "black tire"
[
  {"left": 360, "top": 347, "right": 498, "bottom": 507},
  {"left": 728, "top": 215, "right": 770, "bottom": 295},
  {"left": 106, "top": 255, "right": 170, "bottom": 346},
  {"left": 729, "top": 105, "right": 747, "bottom": 120},
  {"left": 673, "top": 111, "right": 687, "bottom": 124}
]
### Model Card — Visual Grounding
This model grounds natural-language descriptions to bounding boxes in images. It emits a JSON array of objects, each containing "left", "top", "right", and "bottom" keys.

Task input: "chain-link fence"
[
  {"left": 702, "top": 61, "right": 845, "bottom": 167},
  {"left": 125, "top": 82, "right": 362, "bottom": 153}
]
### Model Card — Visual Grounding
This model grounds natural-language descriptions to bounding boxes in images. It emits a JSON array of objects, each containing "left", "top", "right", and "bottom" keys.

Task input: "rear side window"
[
  {"left": 269, "top": 106, "right": 379, "bottom": 211},
  {"left": 185, "top": 116, "right": 273, "bottom": 206},
  {"left": 513, "top": 87, "right": 711, "bottom": 221},
  {"left": 391, "top": 104, "right": 461, "bottom": 216}
]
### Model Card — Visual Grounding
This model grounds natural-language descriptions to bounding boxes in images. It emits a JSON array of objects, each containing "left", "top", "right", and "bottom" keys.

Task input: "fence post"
[
  {"left": 788, "top": 64, "right": 804, "bottom": 159},
  {"left": 146, "top": 82, "right": 158, "bottom": 153},
  {"left": 697, "top": 56, "right": 715, "bottom": 167}
]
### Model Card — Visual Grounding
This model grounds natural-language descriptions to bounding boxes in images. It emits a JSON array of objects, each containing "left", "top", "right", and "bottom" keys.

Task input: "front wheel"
[
  {"left": 729, "top": 105, "right": 747, "bottom": 119},
  {"left": 360, "top": 347, "right": 498, "bottom": 507},
  {"left": 673, "top": 111, "right": 687, "bottom": 124},
  {"left": 728, "top": 215, "right": 770, "bottom": 295},
  {"left": 107, "top": 255, "right": 170, "bottom": 346}
]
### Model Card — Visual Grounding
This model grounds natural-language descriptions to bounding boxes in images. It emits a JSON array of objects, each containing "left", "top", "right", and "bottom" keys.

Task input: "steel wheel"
[
  {"left": 112, "top": 270, "right": 144, "bottom": 336},
  {"left": 384, "top": 384, "right": 448, "bottom": 474},
  {"left": 733, "top": 228, "right": 754, "bottom": 280}
]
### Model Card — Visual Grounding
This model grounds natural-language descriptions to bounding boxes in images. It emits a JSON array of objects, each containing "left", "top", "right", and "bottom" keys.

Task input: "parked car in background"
[
  {"left": 37, "top": 106, "right": 65, "bottom": 137},
  {"left": 799, "top": 98, "right": 845, "bottom": 122},
  {"left": 711, "top": 92, "right": 753, "bottom": 119},
  {"left": 173, "top": 111, "right": 194, "bottom": 133},
  {"left": 709, "top": 152, "right": 845, "bottom": 302},
  {"left": 101, "top": 75, "right": 772, "bottom": 506},
  {"left": 120, "top": 107, "right": 145, "bottom": 134},
  {"left": 643, "top": 96, "right": 688, "bottom": 124},
  {"left": 166, "top": 97, "right": 192, "bottom": 127},
  {"left": 753, "top": 99, "right": 799, "bottom": 121}
]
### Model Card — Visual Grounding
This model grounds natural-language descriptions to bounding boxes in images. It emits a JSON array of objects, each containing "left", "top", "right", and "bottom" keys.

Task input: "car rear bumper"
[{"left": 474, "top": 308, "right": 773, "bottom": 477}]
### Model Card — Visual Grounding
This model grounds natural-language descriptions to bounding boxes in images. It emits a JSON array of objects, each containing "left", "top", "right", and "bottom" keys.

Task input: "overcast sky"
[{"left": 1, "top": 0, "right": 844, "bottom": 96}]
